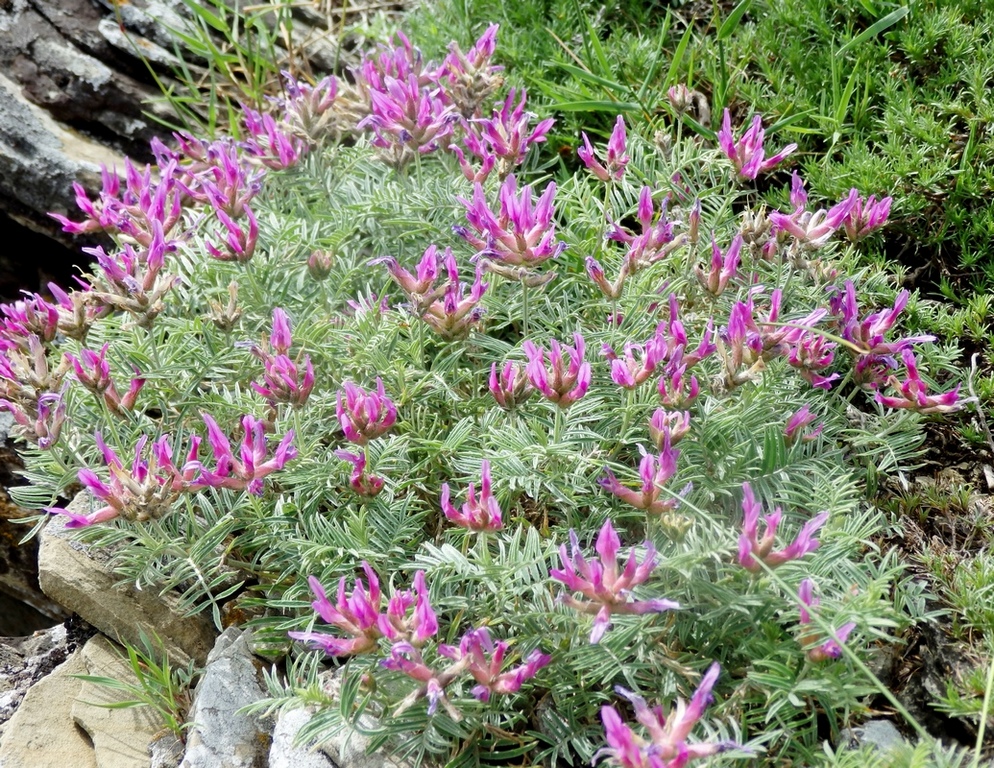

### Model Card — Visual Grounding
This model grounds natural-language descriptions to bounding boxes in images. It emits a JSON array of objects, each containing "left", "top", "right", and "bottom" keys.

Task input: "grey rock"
[
  {"left": 0, "top": 72, "right": 118, "bottom": 229},
  {"left": 38, "top": 497, "right": 218, "bottom": 666},
  {"left": 0, "top": 647, "right": 97, "bottom": 767},
  {"left": 179, "top": 627, "right": 268, "bottom": 768},
  {"left": 0, "top": 624, "right": 68, "bottom": 741},
  {"left": 838, "top": 719, "right": 907, "bottom": 753},
  {"left": 150, "top": 732, "right": 185, "bottom": 768},
  {"left": 71, "top": 634, "right": 164, "bottom": 768},
  {"left": 268, "top": 707, "right": 335, "bottom": 768},
  {"left": 0, "top": 413, "right": 14, "bottom": 442},
  {"left": 317, "top": 669, "right": 419, "bottom": 768}
]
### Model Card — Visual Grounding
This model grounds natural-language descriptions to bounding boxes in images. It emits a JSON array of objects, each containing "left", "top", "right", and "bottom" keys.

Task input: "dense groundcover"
[{"left": 3, "top": 3, "right": 993, "bottom": 766}]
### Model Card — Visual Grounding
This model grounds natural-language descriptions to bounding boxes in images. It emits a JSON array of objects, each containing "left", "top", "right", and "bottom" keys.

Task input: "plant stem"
[
  {"left": 521, "top": 282, "right": 530, "bottom": 339},
  {"left": 553, "top": 407, "right": 564, "bottom": 445},
  {"left": 974, "top": 637, "right": 994, "bottom": 763}
]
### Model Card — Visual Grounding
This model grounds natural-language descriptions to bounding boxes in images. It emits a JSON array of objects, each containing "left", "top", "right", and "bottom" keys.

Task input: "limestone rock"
[
  {"left": 0, "top": 646, "right": 97, "bottom": 767},
  {"left": 71, "top": 634, "right": 164, "bottom": 768},
  {"left": 150, "top": 732, "right": 185, "bottom": 768},
  {"left": 268, "top": 707, "right": 335, "bottom": 768},
  {"left": 179, "top": 627, "right": 268, "bottom": 768},
  {"left": 0, "top": 622, "right": 83, "bottom": 741},
  {"left": 317, "top": 669, "right": 420, "bottom": 768},
  {"left": 38, "top": 498, "right": 217, "bottom": 666},
  {"left": 838, "top": 719, "right": 907, "bottom": 753}
]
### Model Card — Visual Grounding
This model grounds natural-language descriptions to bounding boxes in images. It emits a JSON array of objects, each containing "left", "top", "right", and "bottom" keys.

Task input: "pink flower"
[
  {"left": 694, "top": 235, "right": 742, "bottom": 297},
  {"left": 797, "top": 579, "right": 857, "bottom": 662},
  {"left": 288, "top": 565, "right": 383, "bottom": 656},
  {"left": 377, "top": 571, "right": 438, "bottom": 646},
  {"left": 829, "top": 281, "right": 934, "bottom": 388},
  {"left": 488, "top": 360, "right": 533, "bottom": 409},
  {"left": 441, "top": 460, "right": 503, "bottom": 532},
  {"left": 597, "top": 663, "right": 737, "bottom": 768},
  {"left": 252, "top": 308, "right": 315, "bottom": 407},
  {"left": 438, "top": 23, "right": 504, "bottom": 118},
  {"left": 599, "top": 442, "right": 683, "bottom": 517},
  {"left": 551, "top": 519, "right": 678, "bottom": 643},
  {"left": 375, "top": 245, "right": 450, "bottom": 314},
  {"left": 188, "top": 413, "right": 297, "bottom": 495},
  {"left": 875, "top": 348, "right": 963, "bottom": 414},
  {"left": 335, "top": 449, "right": 385, "bottom": 498},
  {"left": 381, "top": 642, "right": 459, "bottom": 717},
  {"left": 608, "top": 187, "right": 682, "bottom": 272},
  {"left": 656, "top": 365, "right": 699, "bottom": 409},
  {"left": 452, "top": 89, "right": 554, "bottom": 180},
  {"left": 783, "top": 406, "right": 823, "bottom": 444},
  {"left": 737, "top": 483, "right": 829, "bottom": 573},
  {"left": 786, "top": 331, "right": 838, "bottom": 390},
  {"left": 456, "top": 174, "right": 565, "bottom": 268},
  {"left": 205, "top": 206, "right": 259, "bottom": 262},
  {"left": 356, "top": 72, "right": 458, "bottom": 165},
  {"left": 241, "top": 105, "right": 306, "bottom": 169},
  {"left": 66, "top": 343, "right": 145, "bottom": 416},
  {"left": 603, "top": 326, "right": 668, "bottom": 390},
  {"left": 336, "top": 378, "right": 398, "bottom": 445},
  {"left": 420, "top": 252, "right": 488, "bottom": 339},
  {"left": 522, "top": 333, "right": 591, "bottom": 409},
  {"left": 649, "top": 409, "right": 691, "bottom": 447},
  {"left": 842, "top": 194, "right": 892, "bottom": 242},
  {"left": 438, "top": 627, "right": 549, "bottom": 701},
  {"left": 717, "top": 109, "right": 796, "bottom": 180},
  {"left": 585, "top": 256, "right": 626, "bottom": 300},
  {"left": 45, "top": 431, "right": 191, "bottom": 527},
  {"left": 578, "top": 115, "right": 629, "bottom": 181},
  {"left": 769, "top": 175, "right": 859, "bottom": 249}
]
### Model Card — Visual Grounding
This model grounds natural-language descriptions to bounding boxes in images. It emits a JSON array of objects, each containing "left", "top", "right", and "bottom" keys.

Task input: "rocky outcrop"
[
  {"left": 0, "top": 644, "right": 97, "bottom": 768},
  {"left": 179, "top": 627, "right": 269, "bottom": 768},
  {"left": 0, "top": 0, "right": 172, "bottom": 295},
  {"left": 0, "top": 0, "right": 346, "bottom": 298},
  {"left": 38, "top": 500, "right": 219, "bottom": 666},
  {"left": 0, "top": 413, "right": 70, "bottom": 635},
  {"left": 72, "top": 634, "right": 165, "bottom": 768}
]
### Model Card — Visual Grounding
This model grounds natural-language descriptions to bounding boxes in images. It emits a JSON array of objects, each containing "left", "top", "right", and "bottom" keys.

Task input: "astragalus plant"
[{"left": 0, "top": 23, "right": 963, "bottom": 768}]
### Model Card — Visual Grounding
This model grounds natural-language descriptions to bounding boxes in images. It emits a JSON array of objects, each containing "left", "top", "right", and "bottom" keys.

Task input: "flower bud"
[{"left": 307, "top": 250, "right": 333, "bottom": 280}]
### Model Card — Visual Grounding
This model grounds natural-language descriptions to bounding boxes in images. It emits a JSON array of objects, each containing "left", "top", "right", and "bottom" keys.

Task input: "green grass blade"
[
  {"left": 548, "top": 100, "right": 642, "bottom": 113},
  {"left": 636, "top": 14, "right": 673, "bottom": 100},
  {"left": 718, "top": 0, "right": 755, "bottom": 41},
  {"left": 555, "top": 63, "right": 627, "bottom": 93},
  {"left": 665, "top": 21, "right": 695, "bottom": 89},
  {"left": 176, "top": 0, "right": 231, "bottom": 34},
  {"left": 837, "top": 6, "right": 910, "bottom": 57}
]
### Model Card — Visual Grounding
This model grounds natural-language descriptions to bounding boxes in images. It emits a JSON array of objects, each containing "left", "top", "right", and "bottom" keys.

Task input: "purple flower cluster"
[
  {"left": 45, "top": 414, "right": 296, "bottom": 527},
  {"left": 798, "top": 579, "right": 856, "bottom": 662},
  {"left": 488, "top": 360, "right": 533, "bottom": 410},
  {"left": 737, "top": 483, "right": 829, "bottom": 573},
  {"left": 718, "top": 289, "right": 834, "bottom": 389},
  {"left": 451, "top": 89, "right": 554, "bottom": 182},
  {"left": 457, "top": 174, "right": 565, "bottom": 276},
  {"left": 336, "top": 378, "right": 398, "bottom": 445},
  {"left": 441, "top": 460, "right": 503, "bottom": 532},
  {"left": 66, "top": 343, "right": 145, "bottom": 416},
  {"left": 251, "top": 308, "right": 314, "bottom": 408},
  {"left": 578, "top": 116, "right": 629, "bottom": 182},
  {"left": 290, "top": 564, "right": 547, "bottom": 716},
  {"left": 769, "top": 173, "right": 893, "bottom": 252},
  {"left": 598, "top": 663, "right": 737, "bottom": 768},
  {"left": 717, "top": 109, "right": 796, "bottom": 181},
  {"left": 521, "top": 333, "right": 591, "bottom": 409},
  {"left": 551, "top": 520, "right": 678, "bottom": 643},
  {"left": 333, "top": 378, "right": 398, "bottom": 497},
  {"left": 599, "top": 443, "right": 683, "bottom": 518}
]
